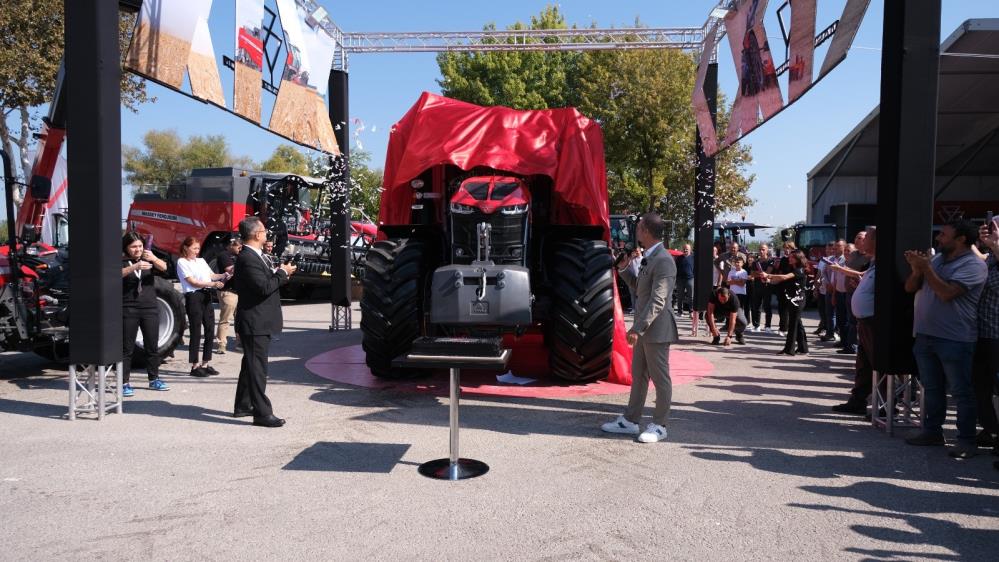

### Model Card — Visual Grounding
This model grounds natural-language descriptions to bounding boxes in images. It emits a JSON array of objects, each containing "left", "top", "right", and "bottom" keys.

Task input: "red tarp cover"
[{"left": 378, "top": 92, "right": 634, "bottom": 385}]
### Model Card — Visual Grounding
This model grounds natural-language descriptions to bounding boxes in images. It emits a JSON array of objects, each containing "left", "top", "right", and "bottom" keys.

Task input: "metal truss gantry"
[{"left": 341, "top": 27, "right": 705, "bottom": 54}]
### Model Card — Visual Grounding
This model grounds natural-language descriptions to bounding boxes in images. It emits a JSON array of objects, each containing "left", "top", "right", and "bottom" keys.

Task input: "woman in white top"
[{"left": 176, "top": 236, "right": 229, "bottom": 378}]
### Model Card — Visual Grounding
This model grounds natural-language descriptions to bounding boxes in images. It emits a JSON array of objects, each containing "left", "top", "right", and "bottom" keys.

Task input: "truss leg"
[
  {"left": 68, "top": 362, "right": 123, "bottom": 420},
  {"left": 330, "top": 304, "right": 352, "bottom": 331}
]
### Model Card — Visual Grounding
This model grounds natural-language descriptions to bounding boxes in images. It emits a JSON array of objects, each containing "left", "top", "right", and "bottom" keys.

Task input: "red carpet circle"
[{"left": 305, "top": 345, "right": 715, "bottom": 398}]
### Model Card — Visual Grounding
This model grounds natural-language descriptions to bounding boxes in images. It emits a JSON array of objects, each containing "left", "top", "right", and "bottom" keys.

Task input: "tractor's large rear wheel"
[
  {"left": 547, "top": 239, "right": 615, "bottom": 382},
  {"left": 360, "top": 238, "right": 433, "bottom": 378}
]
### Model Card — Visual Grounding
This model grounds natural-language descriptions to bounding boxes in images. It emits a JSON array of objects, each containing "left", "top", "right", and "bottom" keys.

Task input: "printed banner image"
[
  {"left": 125, "top": 0, "right": 208, "bottom": 89},
  {"left": 787, "top": 0, "right": 818, "bottom": 102},
  {"left": 188, "top": 15, "right": 226, "bottom": 107},
  {"left": 234, "top": 0, "right": 266, "bottom": 123},
  {"left": 692, "top": 22, "right": 721, "bottom": 156},
  {"left": 269, "top": 0, "right": 339, "bottom": 153}
]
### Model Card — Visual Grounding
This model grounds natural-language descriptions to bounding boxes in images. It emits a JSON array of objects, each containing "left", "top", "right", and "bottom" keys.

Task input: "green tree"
[
  {"left": 309, "top": 150, "right": 383, "bottom": 221},
  {"left": 122, "top": 130, "right": 252, "bottom": 194},
  {"left": 0, "top": 1, "right": 152, "bottom": 183},
  {"left": 435, "top": 8, "right": 756, "bottom": 232},
  {"left": 260, "top": 144, "right": 310, "bottom": 175},
  {"left": 436, "top": 5, "right": 581, "bottom": 110},
  {"left": 346, "top": 150, "right": 384, "bottom": 222}
]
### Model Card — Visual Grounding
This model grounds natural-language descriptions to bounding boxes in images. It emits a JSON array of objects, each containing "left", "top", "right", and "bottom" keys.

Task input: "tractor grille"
[{"left": 450, "top": 211, "right": 527, "bottom": 266}]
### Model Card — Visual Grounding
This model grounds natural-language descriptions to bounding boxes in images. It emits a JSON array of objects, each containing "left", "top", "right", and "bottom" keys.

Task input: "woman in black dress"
[
  {"left": 121, "top": 232, "right": 169, "bottom": 396},
  {"left": 765, "top": 249, "right": 809, "bottom": 356}
]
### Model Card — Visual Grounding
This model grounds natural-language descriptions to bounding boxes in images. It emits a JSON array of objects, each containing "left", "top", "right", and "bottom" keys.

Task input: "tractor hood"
[{"left": 380, "top": 92, "right": 610, "bottom": 236}]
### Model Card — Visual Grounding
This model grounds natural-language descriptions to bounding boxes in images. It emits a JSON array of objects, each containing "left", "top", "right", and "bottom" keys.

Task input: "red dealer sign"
[{"left": 694, "top": 0, "right": 871, "bottom": 157}]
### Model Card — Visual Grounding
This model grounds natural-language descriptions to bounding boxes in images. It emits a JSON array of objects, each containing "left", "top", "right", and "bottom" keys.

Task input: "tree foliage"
[
  {"left": 308, "top": 149, "right": 383, "bottom": 221},
  {"left": 261, "top": 144, "right": 310, "bottom": 176},
  {"left": 436, "top": 5, "right": 581, "bottom": 110},
  {"left": 435, "top": 7, "right": 756, "bottom": 241},
  {"left": 122, "top": 130, "right": 252, "bottom": 193},
  {"left": 0, "top": 1, "right": 152, "bottom": 183}
]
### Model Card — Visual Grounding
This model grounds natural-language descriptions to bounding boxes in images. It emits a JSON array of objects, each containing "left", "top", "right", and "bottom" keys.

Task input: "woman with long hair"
[
  {"left": 766, "top": 249, "right": 809, "bottom": 355},
  {"left": 121, "top": 232, "right": 169, "bottom": 396},
  {"left": 177, "top": 236, "right": 230, "bottom": 377}
]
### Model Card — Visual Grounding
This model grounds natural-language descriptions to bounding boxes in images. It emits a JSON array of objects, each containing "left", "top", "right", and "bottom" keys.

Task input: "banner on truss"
[
  {"left": 270, "top": 0, "right": 339, "bottom": 153},
  {"left": 124, "top": 0, "right": 340, "bottom": 154},
  {"left": 693, "top": 0, "right": 871, "bottom": 157}
]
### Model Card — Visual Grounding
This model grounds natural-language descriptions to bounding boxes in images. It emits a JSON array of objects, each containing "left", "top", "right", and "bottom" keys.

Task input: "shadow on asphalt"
[{"left": 283, "top": 441, "right": 412, "bottom": 473}]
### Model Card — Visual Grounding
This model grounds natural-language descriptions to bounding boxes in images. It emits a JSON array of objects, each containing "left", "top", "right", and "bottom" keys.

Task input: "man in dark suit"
[
  {"left": 602, "top": 212, "right": 679, "bottom": 443},
  {"left": 233, "top": 217, "right": 296, "bottom": 427}
]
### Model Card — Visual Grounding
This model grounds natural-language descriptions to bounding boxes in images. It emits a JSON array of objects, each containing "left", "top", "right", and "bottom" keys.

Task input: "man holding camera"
[{"left": 233, "top": 217, "right": 296, "bottom": 427}]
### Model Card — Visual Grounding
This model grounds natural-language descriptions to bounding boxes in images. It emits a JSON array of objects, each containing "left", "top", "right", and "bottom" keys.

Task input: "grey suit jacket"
[{"left": 620, "top": 244, "right": 679, "bottom": 344}]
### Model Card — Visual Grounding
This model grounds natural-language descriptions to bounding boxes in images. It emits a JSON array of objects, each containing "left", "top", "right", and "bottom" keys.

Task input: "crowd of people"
[
  {"left": 120, "top": 217, "right": 296, "bottom": 427},
  {"left": 649, "top": 221, "right": 999, "bottom": 463}
]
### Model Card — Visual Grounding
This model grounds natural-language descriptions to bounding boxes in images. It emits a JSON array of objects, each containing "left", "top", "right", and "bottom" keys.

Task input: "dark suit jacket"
[{"left": 234, "top": 246, "right": 288, "bottom": 335}]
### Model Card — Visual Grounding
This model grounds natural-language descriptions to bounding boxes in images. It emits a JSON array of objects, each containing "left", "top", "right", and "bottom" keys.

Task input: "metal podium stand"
[{"left": 393, "top": 348, "right": 511, "bottom": 481}]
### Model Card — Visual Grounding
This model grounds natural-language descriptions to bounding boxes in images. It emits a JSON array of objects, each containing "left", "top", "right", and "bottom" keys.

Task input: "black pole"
[
  {"left": 873, "top": 0, "right": 941, "bottom": 374},
  {"left": 693, "top": 62, "right": 718, "bottom": 312},
  {"left": 328, "top": 69, "right": 351, "bottom": 310},
  {"left": 65, "top": 0, "right": 122, "bottom": 364}
]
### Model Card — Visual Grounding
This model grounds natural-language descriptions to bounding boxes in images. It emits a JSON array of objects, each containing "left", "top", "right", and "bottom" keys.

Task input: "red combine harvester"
[
  {"left": 127, "top": 168, "right": 374, "bottom": 298},
  {"left": 361, "top": 93, "right": 631, "bottom": 383}
]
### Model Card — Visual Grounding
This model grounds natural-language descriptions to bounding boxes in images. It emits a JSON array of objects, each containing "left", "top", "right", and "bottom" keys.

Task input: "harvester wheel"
[
  {"left": 547, "top": 239, "right": 615, "bottom": 382},
  {"left": 360, "top": 238, "right": 433, "bottom": 378}
]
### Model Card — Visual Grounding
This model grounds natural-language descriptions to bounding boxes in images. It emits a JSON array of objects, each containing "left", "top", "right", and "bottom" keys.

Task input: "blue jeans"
[
  {"left": 835, "top": 291, "right": 849, "bottom": 343},
  {"left": 912, "top": 334, "right": 978, "bottom": 443},
  {"left": 825, "top": 292, "right": 837, "bottom": 336}
]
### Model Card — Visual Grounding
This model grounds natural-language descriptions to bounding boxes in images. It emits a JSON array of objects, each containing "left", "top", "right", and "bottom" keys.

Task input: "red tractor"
[{"left": 361, "top": 93, "right": 626, "bottom": 382}]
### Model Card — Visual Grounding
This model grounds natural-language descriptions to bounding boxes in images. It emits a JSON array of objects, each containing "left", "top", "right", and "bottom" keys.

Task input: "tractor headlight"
[
  {"left": 449, "top": 202, "right": 476, "bottom": 214},
  {"left": 499, "top": 204, "right": 528, "bottom": 215}
]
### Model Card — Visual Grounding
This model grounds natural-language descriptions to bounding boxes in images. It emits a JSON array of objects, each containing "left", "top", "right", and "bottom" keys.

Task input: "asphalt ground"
[{"left": 1, "top": 299, "right": 997, "bottom": 561}]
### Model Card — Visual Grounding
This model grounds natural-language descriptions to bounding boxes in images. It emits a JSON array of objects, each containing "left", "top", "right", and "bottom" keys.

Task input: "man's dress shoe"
[{"left": 252, "top": 415, "right": 286, "bottom": 428}]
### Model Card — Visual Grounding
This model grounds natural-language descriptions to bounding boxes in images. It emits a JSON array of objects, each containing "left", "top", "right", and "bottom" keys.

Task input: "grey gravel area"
[{"left": 1, "top": 301, "right": 997, "bottom": 561}]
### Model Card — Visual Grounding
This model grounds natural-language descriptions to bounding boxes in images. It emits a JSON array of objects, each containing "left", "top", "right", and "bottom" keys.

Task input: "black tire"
[
  {"left": 546, "top": 239, "right": 615, "bottom": 382},
  {"left": 360, "top": 238, "right": 433, "bottom": 378},
  {"left": 133, "top": 277, "right": 186, "bottom": 365}
]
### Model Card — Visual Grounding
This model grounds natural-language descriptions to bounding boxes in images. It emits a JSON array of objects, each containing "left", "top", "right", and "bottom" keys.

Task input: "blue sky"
[{"left": 9, "top": 1, "right": 998, "bottom": 230}]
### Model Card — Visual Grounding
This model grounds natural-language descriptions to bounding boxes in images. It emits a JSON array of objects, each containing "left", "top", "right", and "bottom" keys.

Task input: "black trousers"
[
  {"left": 777, "top": 297, "right": 788, "bottom": 332},
  {"left": 850, "top": 318, "right": 876, "bottom": 403},
  {"left": 783, "top": 301, "right": 807, "bottom": 354},
  {"left": 185, "top": 290, "right": 214, "bottom": 364},
  {"left": 234, "top": 334, "right": 273, "bottom": 417},
  {"left": 675, "top": 277, "right": 694, "bottom": 313},
  {"left": 749, "top": 283, "right": 771, "bottom": 328},
  {"left": 973, "top": 338, "right": 999, "bottom": 434},
  {"left": 817, "top": 291, "right": 829, "bottom": 333},
  {"left": 123, "top": 308, "right": 160, "bottom": 384}
]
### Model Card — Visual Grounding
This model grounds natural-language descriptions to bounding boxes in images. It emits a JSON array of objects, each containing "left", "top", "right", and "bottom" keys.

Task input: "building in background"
[{"left": 806, "top": 19, "right": 999, "bottom": 240}]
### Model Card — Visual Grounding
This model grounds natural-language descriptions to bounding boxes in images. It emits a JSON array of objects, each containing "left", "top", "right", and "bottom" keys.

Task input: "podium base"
[{"left": 418, "top": 458, "right": 489, "bottom": 481}]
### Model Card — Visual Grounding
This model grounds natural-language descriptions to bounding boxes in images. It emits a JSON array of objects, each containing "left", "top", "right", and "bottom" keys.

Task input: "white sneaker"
[
  {"left": 763, "top": 327, "right": 773, "bottom": 334},
  {"left": 638, "top": 423, "right": 668, "bottom": 443},
  {"left": 777, "top": 330, "right": 786, "bottom": 337},
  {"left": 601, "top": 415, "right": 640, "bottom": 435}
]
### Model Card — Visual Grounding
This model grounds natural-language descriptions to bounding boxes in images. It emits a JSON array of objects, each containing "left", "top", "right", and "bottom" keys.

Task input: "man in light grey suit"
[{"left": 602, "top": 212, "right": 679, "bottom": 443}]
